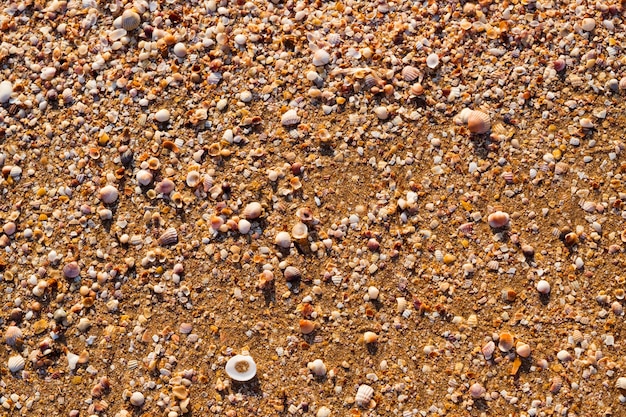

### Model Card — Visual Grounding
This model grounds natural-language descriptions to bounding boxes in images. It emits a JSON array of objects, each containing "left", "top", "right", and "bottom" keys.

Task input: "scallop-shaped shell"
[
  {"left": 402, "top": 66, "right": 420, "bottom": 82},
  {"left": 5, "top": 326, "right": 22, "bottom": 347},
  {"left": 275, "top": 231, "right": 292, "bottom": 248},
  {"left": 225, "top": 355, "right": 257, "bottom": 382},
  {"left": 515, "top": 342, "right": 531, "bottom": 358},
  {"left": 243, "top": 202, "right": 263, "bottom": 219},
  {"left": 487, "top": 260, "right": 499, "bottom": 271},
  {"left": 572, "top": 330, "right": 584, "bottom": 345},
  {"left": 158, "top": 227, "right": 178, "bottom": 246},
  {"left": 498, "top": 332, "right": 514, "bottom": 352},
  {"left": 458, "top": 222, "right": 474, "bottom": 234},
  {"left": 364, "top": 74, "right": 381, "bottom": 89},
  {"left": 467, "top": 110, "right": 491, "bottom": 134},
  {"left": 434, "top": 250, "right": 444, "bottom": 262},
  {"left": 426, "top": 53, "right": 439, "bottom": 69},
  {"left": 482, "top": 341, "right": 495, "bottom": 360},
  {"left": 355, "top": 384, "right": 374, "bottom": 407},
  {"left": 616, "top": 377, "right": 626, "bottom": 390},
  {"left": 121, "top": 9, "right": 141, "bottom": 31},
  {"left": 136, "top": 169, "right": 153, "bottom": 186},
  {"left": 8, "top": 355, "right": 25, "bottom": 373},
  {"left": 281, "top": 109, "right": 300, "bottom": 126},
  {"left": 312, "top": 49, "right": 330, "bottom": 66}
]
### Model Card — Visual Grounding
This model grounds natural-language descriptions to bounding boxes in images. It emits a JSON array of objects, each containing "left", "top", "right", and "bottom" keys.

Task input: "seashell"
[
  {"left": 612, "top": 301, "right": 623, "bottom": 315},
  {"left": 284, "top": 266, "right": 301, "bottom": 282},
  {"left": 147, "top": 157, "right": 160, "bottom": 170},
  {"left": 550, "top": 376, "right": 563, "bottom": 394},
  {"left": 158, "top": 227, "right": 178, "bottom": 246},
  {"left": 487, "top": 211, "right": 510, "bottom": 229},
  {"left": 355, "top": 384, "right": 374, "bottom": 408},
  {"left": 281, "top": 109, "right": 300, "bottom": 126},
  {"left": 207, "top": 142, "right": 222, "bottom": 157},
  {"left": 364, "top": 74, "right": 381, "bottom": 89},
  {"left": 572, "top": 330, "right": 584, "bottom": 345},
  {"left": 553, "top": 59, "right": 566, "bottom": 72},
  {"left": 136, "top": 169, "right": 153, "bottom": 186},
  {"left": 454, "top": 108, "right": 473, "bottom": 125},
  {"left": 155, "top": 178, "right": 175, "bottom": 195},
  {"left": 99, "top": 185, "right": 119, "bottom": 204},
  {"left": 619, "top": 77, "right": 626, "bottom": 91},
  {"left": 498, "top": 332, "right": 514, "bottom": 352},
  {"left": 469, "top": 383, "right": 484, "bottom": 399},
  {"left": 374, "top": 106, "right": 389, "bottom": 120},
  {"left": 556, "top": 349, "right": 572, "bottom": 362},
  {"left": 275, "top": 231, "right": 292, "bottom": 248},
  {"left": 487, "top": 260, "right": 499, "bottom": 271},
  {"left": 410, "top": 82, "right": 424, "bottom": 96},
  {"left": 5, "top": 326, "right": 22, "bottom": 347},
  {"left": 554, "top": 161, "right": 569, "bottom": 175},
  {"left": 155, "top": 109, "right": 170, "bottom": 123},
  {"left": 580, "top": 200, "right": 596, "bottom": 213},
  {"left": 307, "top": 359, "right": 327, "bottom": 376},
  {"left": 466, "top": 314, "right": 477, "bottom": 327},
  {"left": 299, "top": 319, "right": 316, "bottom": 334},
  {"left": 363, "top": 331, "right": 378, "bottom": 344},
  {"left": 63, "top": 261, "right": 81, "bottom": 279},
  {"left": 243, "top": 202, "right": 263, "bottom": 219},
  {"left": 581, "top": 17, "right": 595, "bottom": 32},
  {"left": 536, "top": 280, "right": 550, "bottom": 294},
  {"left": 8, "top": 355, "right": 25, "bottom": 373},
  {"left": 367, "top": 286, "right": 379, "bottom": 300},
  {"left": 458, "top": 222, "right": 474, "bottom": 234},
  {"left": 579, "top": 117, "right": 594, "bottom": 129},
  {"left": 331, "top": 275, "right": 342, "bottom": 286},
  {"left": 238, "top": 219, "right": 251, "bottom": 234},
  {"left": 402, "top": 66, "right": 420, "bottom": 82},
  {"left": 502, "top": 171, "right": 514, "bottom": 183},
  {"left": 515, "top": 342, "right": 531, "bottom": 358},
  {"left": 186, "top": 171, "right": 201, "bottom": 188},
  {"left": 0, "top": 80, "right": 13, "bottom": 103},
  {"left": 482, "top": 341, "right": 495, "bottom": 359},
  {"left": 312, "top": 49, "right": 330, "bottom": 66},
  {"left": 225, "top": 354, "right": 257, "bottom": 381},
  {"left": 616, "top": 377, "right": 626, "bottom": 390},
  {"left": 467, "top": 110, "right": 491, "bottom": 134},
  {"left": 130, "top": 391, "right": 145, "bottom": 407},
  {"left": 120, "top": 9, "right": 141, "bottom": 31},
  {"left": 426, "top": 53, "right": 439, "bottom": 69},
  {"left": 291, "top": 222, "right": 309, "bottom": 242}
]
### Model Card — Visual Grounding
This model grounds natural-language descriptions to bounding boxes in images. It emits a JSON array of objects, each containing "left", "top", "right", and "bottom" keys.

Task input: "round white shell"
[
  {"left": 307, "top": 359, "right": 327, "bottom": 376},
  {"left": 616, "top": 377, "right": 626, "bottom": 390},
  {"left": 355, "top": 384, "right": 374, "bottom": 407},
  {"left": 8, "top": 355, "right": 25, "bottom": 373},
  {"left": 225, "top": 354, "right": 257, "bottom": 382}
]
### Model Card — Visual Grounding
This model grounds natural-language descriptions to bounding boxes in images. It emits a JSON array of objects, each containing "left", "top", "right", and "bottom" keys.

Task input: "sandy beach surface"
[{"left": 2, "top": 0, "right": 626, "bottom": 416}]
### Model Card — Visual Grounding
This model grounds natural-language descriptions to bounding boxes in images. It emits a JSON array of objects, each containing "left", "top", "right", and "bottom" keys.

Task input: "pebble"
[{"left": 155, "top": 109, "right": 171, "bottom": 123}]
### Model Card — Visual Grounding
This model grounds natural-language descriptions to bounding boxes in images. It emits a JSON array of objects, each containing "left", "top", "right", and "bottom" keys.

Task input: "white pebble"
[
  {"left": 234, "top": 34, "right": 247, "bottom": 46},
  {"left": 173, "top": 43, "right": 187, "bottom": 58},
  {"left": 155, "top": 109, "right": 170, "bottom": 122}
]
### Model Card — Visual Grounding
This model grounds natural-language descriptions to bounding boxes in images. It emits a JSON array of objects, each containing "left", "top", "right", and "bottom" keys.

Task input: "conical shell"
[
  {"left": 281, "top": 109, "right": 300, "bottom": 126},
  {"left": 467, "top": 110, "right": 491, "bottom": 134},
  {"left": 121, "top": 9, "right": 141, "bottom": 31},
  {"left": 355, "top": 384, "right": 374, "bottom": 407},
  {"left": 402, "top": 66, "right": 420, "bottom": 81},
  {"left": 8, "top": 355, "right": 25, "bottom": 373},
  {"left": 158, "top": 227, "right": 178, "bottom": 246}
]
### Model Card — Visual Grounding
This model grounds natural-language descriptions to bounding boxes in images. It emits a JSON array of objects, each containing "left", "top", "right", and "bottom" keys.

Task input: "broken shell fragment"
[
  {"left": 363, "top": 331, "right": 378, "bottom": 344},
  {"left": 225, "top": 354, "right": 257, "bottom": 382},
  {"left": 243, "top": 202, "right": 263, "bottom": 219},
  {"left": 307, "top": 359, "right": 327, "bottom": 376}
]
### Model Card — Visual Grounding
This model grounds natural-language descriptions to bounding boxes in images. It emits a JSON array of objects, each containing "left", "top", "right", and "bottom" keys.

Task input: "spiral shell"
[
  {"left": 121, "top": 9, "right": 141, "bottom": 31},
  {"left": 402, "top": 66, "right": 420, "bottom": 82},
  {"left": 467, "top": 110, "right": 491, "bottom": 134},
  {"left": 355, "top": 384, "right": 374, "bottom": 407},
  {"left": 8, "top": 355, "right": 25, "bottom": 373},
  {"left": 158, "top": 227, "right": 178, "bottom": 246},
  {"left": 281, "top": 109, "right": 300, "bottom": 126}
]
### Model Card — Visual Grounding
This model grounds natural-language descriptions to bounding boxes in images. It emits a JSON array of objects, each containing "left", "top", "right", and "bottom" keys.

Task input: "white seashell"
[
  {"left": 469, "top": 382, "right": 484, "bottom": 399},
  {"left": 536, "top": 280, "right": 550, "bottom": 294},
  {"left": 312, "top": 49, "right": 330, "bottom": 66},
  {"left": 307, "top": 359, "right": 327, "bottom": 376},
  {"left": 281, "top": 109, "right": 300, "bottom": 126},
  {"left": 157, "top": 227, "right": 178, "bottom": 246},
  {"left": 454, "top": 108, "right": 473, "bottom": 125},
  {"left": 467, "top": 110, "right": 491, "bottom": 134},
  {"left": 374, "top": 106, "right": 388, "bottom": 120},
  {"left": 581, "top": 17, "right": 595, "bottom": 32},
  {"left": 5, "top": 326, "right": 22, "bottom": 347},
  {"left": 487, "top": 260, "right": 499, "bottom": 271},
  {"left": 173, "top": 42, "right": 187, "bottom": 58},
  {"left": 516, "top": 342, "right": 531, "bottom": 358},
  {"left": 234, "top": 34, "right": 247, "bottom": 46},
  {"left": 99, "top": 185, "right": 119, "bottom": 204},
  {"left": 363, "top": 331, "right": 378, "bottom": 344},
  {"left": 67, "top": 352, "right": 79, "bottom": 370},
  {"left": 208, "top": 72, "right": 222, "bottom": 84},
  {"left": 397, "top": 297, "right": 407, "bottom": 313},
  {"left": 8, "top": 355, "right": 25, "bottom": 373},
  {"left": 109, "top": 28, "right": 127, "bottom": 41},
  {"left": 401, "top": 66, "right": 420, "bottom": 82},
  {"left": 155, "top": 109, "right": 170, "bottom": 122},
  {"left": 0, "top": 80, "right": 12, "bottom": 103},
  {"left": 467, "top": 314, "right": 477, "bottom": 327},
  {"left": 238, "top": 219, "right": 251, "bottom": 234},
  {"left": 616, "top": 377, "right": 626, "bottom": 390},
  {"left": 367, "top": 286, "right": 379, "bottom": 300},
  {"left": 275, "top": 231, "right": 292, "bottom": 248},
  {"left": 225, "top": 354, "right": 257, "bottom": 381},
  {"left": 291, "top": 222, "right": 309, "bottom": 241},
  {"left": 186, "top": 171, "right": 201, "bottom": 188},
  {"left": 136, "top": 169, "right": 153, "bottom": 186},
  {"left": 121, "top": 9, "right": 141, "bottom": 31},
  {"left": 243, "top": 202, "right": 262, "bottom": 219},
  {"left": 556, "top": 349, "right": 572, "bottom": 362},
  {"left": 579, "top": 117, "right": 594, "bottom": 128},
  {"left": 550, "top": 376, "right": 563, "bottom": 394},
  {"left": 331, "top": 275, "right": 342, "bottom": 286},
  {"left": 580, "top": 200, "right": 596, "bottom": 213},
  {"left": 355, "top": 384, "right": 374, "bottom": 407},
  {"left": 482, "top": 341, "right": 495, "bottom": 360},
  {"left": 426, "top": 53, "right": 439, "bottom": 69},
  {"left": 434, "top": 250, "right": 444, "bottom": 262}
]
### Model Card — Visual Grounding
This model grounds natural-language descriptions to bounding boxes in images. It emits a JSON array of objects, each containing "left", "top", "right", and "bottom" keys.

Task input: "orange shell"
[{"left": 467, "top": 110, "right": 491, "bottom": 134}]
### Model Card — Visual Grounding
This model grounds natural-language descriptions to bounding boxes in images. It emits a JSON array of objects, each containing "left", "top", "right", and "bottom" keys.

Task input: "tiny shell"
[
  {"left": 291, "top": 222, "right": 309, "bottom": 241},
  {"left": 121, "top": 9, "right": 141, "bottom": 31},
  {"left": 299, "top": 319, "right": 316, "bottom": 334},
  {"left": 550, "top": 376, "right": 563, "bottom": 394},
  {"left": 482, "top": 341, "right": 495, "bottom": 359},
  {"left": 363, "top": 331, "right": 378, "bottom": 344},
  {"left": 426, "top": 53, "right": 439, "bottom": 69},
  {"left": 225, "top": 354, "right": 257, "bottom": 381},
  {"left": 467, "top": 110, "right": 491, "bottom": 134},
  {"left": 355, "top": 384, "right": 374, "bottom": 407},
  {"left": 498, "top": 332, "right": 514, "bottom": 352},
  {"left": 581, "top": 17, "right": 595, "bottom": 32},
  {"left": 284, "top": 266, "right": 301, "bottom": 282},
  {"left": 579, "top": 117, "right": 594, "bottom": 128},
  {"left": 307, "top": 359, "right": 327, "bottom": 376},
  {"left": 155, "top": 109, "right": 170, "bottom": 123},
  {"left": 275, "top": 231, "right": 292, "bottom": 248},
  {"left": 186, "top": 171, "right": 201, "bottom": 188},
  {"left": 312, "top": 49, "right": 330, "bottom": 66},
  {"left": 487, "top": 211, "right": 510, "bottom": 229},
  {"left": 281, "top": 109, "right": 300, "bottom": 126},
  {"left": 454, "top": 108, "right": 473, "bottom": 125},
  {"left": 516, "top": 342, "right": 531, "bottom": 358},
  {"left": 536, "top": 280, "right": 550, "bottom": 294},
  {"left": 99, "top": 185, "right": 119, "bottom": 204},
  {"left": 243, "top": 202, "right": 262, "bottom": 219},
  {"left": 63, "top": 262, "right": 81, "bottom": 279},
  {"left": 401, "top": 66, "right": 420, "bottom": 82},
  {"left": 0, "top": 80, "right": 12, "bottom": 103},
  {"left": 557, "top": 350, "right": 572, "bottom": 362},
  {"left": 5, "top": 326, "right": 22, "bottom": 347},
  {"left": 158, "top": 228, "right": 178, "bottom": 246},
  {"left": 616, "top": 377, "right": 626, "bottom": 390},
  {"left": 155, "top": 178, "right": 175, "bottom": 195},
  {"left": 469, "top": 383, "right": 484, "bottom": 399},
  {"left": 8, "top": 355, "right": 25, "bottom": 373},
  {"left": 374, "top": 106, "right": 388, "bottom": 120},
  {"left": 136, "top": 169, "right": 153, "bottom": 186}
]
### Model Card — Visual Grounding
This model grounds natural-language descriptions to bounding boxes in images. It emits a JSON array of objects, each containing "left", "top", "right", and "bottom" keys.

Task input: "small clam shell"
[
  {"left": 454, "top": 108, "right": 473, "bottom": 125},
  {"left": 284, "top": 266, "right": 301, "bottom": 282},
  {"left": 121, "top": 9, "right": 141, "bottom": 31},
  {"left": 5, "top": 326, "right": 22, "bottom": 347},
  {"left": 8, "top": 355, "right": 25, "bottom": 373},
  {"left": 243, "top": 202, "right": 263, "bottom": 219},
  {"left": 312, "top": 49, "right": 330, "bottom": 66},
  {"left": 291, "top": 222, "right": 309, "bottom": 241},
  {"left": 487, "top": 211, "right": 510, "bottom": 229},
  {"left": 556, "top": 349, "right": 572, "bottom": 362},
  {"left": 275, "top": 231, "right": 292, "bottom": 248},
  {"left": 515, "top": 342, "right": 531, "bottom": 358},
  {"left": 281, "top": 109, "right": 300, "bottom": 126},
  {"left": 469, "top": 382, "right": 485, "bottom": 399},
  {"left": 467, "top": 110, "right": 491, "bottom": 134},
  {"left": 99, "top": 185, "right": 119, "bottom": 204},
  {"left": 579, "top": 117, "right": 594, "bottom": 129},
  {"left": 63, "top": 261, "right": 81, "bottom": 279},
  {"left": 401, "top": 66, "right": 420, "bottom": 82},
  {"left": 482, "top": 341, "right": 495, "bottom": 360},
  {"left": 550, "top": 376, "right": 563, "bottom": 394},
  {"left": 225, "top": 354, "right": 257, "bottom": 382},
  {"left": 155, "top": 178, "right": 175, "bottom": 195},
  {"left": 498, "top": 331, "right": 514, "bottom": 352},
  {"left": 186, "top": 171, "right": 201, "bottom": 188},
  {"left": 572, "top": 330, "right": 584, "bottom": 345},
  {"left": 426, "top": 53, "right": 439, "bottom": 69},
  {"left": 616, "top": 377, "right": 626, "bottom": 390},
  {"left": 158, "top": 227, "right": 178, "bottom": 246},
  {"left": 299, "top": 319, "right": 316, "bottom": 334},
  {"left": 355, "top": 384, "right": 374, "bottom": 408},
  {"left": 136, "top": 169, "right": 153, "bottom": 186}
]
